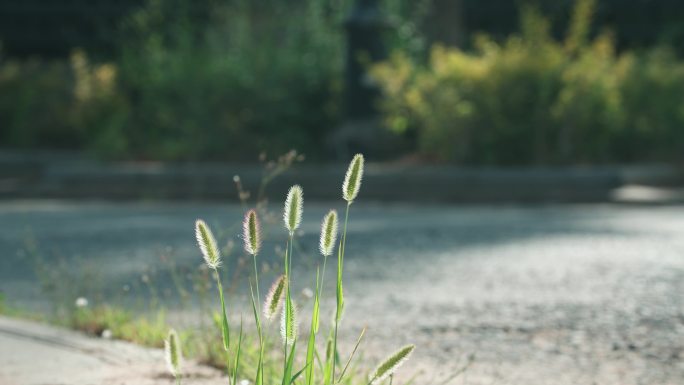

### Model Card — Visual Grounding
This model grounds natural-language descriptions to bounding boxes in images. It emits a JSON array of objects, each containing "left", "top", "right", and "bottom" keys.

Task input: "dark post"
[{"left": 344, "top": 0, "right": 388, "bottom": 120}]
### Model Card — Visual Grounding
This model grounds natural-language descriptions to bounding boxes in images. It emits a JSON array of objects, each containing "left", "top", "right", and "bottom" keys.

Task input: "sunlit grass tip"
[
  {"left": 195, "top": 219, "right": 220, "bottom": 269},
  {"left": 283, "top": 185, "right": 303, "bottom": 234},
  {"left": 368, "top": 344, "right": 415, "bottom": 385},
  {"left": 164, "top": 328, "right": 182, "bottom": 379},
  {"left": 319, "top": 209, "right": 339, "bottom": 256},
  {"left": 263, "top": 274, "right": 287, "bottom": 321},
  {"left": 342, "top": 153, "right": 364, "bottom": 203},
  {"left": 280, "top": 298, "right": 298, "bottom": 345},
  {"left": 242, "top": 209, "right": 261, "bottom": 256}
]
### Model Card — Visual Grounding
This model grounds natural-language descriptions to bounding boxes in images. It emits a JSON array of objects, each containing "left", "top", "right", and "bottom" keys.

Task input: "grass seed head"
[
  {"left": 165, "top": 329, "right": 182, "bottom": 378},
  {"left": 342, "top": 154, "right": 364, "bottom": 202},
  {"left": 284, "top": 185, "right": 303, "bottom": 234},
  {"left": 243, "top": 209, "right": 261, "bottom": 256},
  {"left": 369, "top": 344, "right": 415, "bottom": 385},
  {"left": 195, "top": 219, "right": 221, "bottom": 269},
  {"left": 264, "top": 275, "right": 287, "bottom": 321},
  {"left": 280, "top": 298, "right": 298, "bottom": 345},
  {"left": 319, "top": 210, "right": 339, "bottom": 256}
]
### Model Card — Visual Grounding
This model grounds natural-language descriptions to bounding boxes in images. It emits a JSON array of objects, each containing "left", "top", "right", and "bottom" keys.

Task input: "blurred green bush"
[
  {"left": 0, "top": 0, "right": 350, "bottom": 160},
  {"left": 2, "top": 0, "right": 684, "bottom": 164},
  {"left": 372, "top": 0, "right": 684, "bottom": 164}
]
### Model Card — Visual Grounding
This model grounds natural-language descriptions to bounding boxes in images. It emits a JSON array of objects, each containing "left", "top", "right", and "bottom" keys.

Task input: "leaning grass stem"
[{"left": 337, "top": 327, "right": 366, "bottom": 384}]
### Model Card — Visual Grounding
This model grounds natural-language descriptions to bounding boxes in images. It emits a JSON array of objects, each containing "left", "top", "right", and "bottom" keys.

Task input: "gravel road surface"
[{"left": 1, "top": 201, "right": 683, "bottom": 384}]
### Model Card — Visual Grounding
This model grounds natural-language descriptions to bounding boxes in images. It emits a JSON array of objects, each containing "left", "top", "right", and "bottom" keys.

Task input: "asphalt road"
[{"left": 1, "top": 201, "right": 683, "bottom": 385}]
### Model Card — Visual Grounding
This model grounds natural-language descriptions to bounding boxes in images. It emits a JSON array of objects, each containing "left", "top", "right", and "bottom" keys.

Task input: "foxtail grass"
[
  {"left": 284, "top": 185, "right": 303, "bottom": 235},
  {"left": 243, "top": 208, "right": 265, "bottom": 385},
  {"left": 342, "top": 154, "right": 364, "bottom": 203},
  {"left": 368, "top": 345, "right": 415, "bottom": 385},
  {"left": 178, "top": 154, "right": 415, "bottom": 385},
  {"left": 319, "top": 210, "right": 339, "bottom": 257},
  {"left": 165, "top": 329, "right": 182, "bottom": 384},
  {"left": 195, "top": 220, "right": 230, "bottom": 351},
  {"left": 264, "top": 275, "right": 287, "bottom": 321}
]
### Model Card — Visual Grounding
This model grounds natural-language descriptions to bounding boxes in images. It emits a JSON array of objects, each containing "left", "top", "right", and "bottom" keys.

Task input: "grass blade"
[
  {"left": 281, "top": 341, "right": 297, "bottom": 385},
  {"left": 291, "top": 363, "right": 310, "bottom": 385},
  {"left": 249, "top": 283, "right": 264, "bottom": 385},
  {"left": 305, "top": 269, "right": 321, "bottom": 385},
  {"left": 232, "top": 319, "right": 244, "bottom": 385},
  {"left": 323, "top": 331, "right": 334, "bottom": 385},
  {"left": 215, "top": 270, "right": 230, "bottom": 350}
]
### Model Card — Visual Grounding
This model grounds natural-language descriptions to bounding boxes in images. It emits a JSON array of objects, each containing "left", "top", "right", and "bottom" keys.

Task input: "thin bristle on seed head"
[
  {"left": 280, "top": 298, "right": 298, "bottom": 345},
  {"left": 243, "top": 209, "right": 261, "bottom": 256},
  {"left": 195, "top": 219, "right": 220, "bottom": 269},
  {"left": 319, "top": 210, "right": 339, "bottom": 256},
  {"left": 283, "top": 185, "right": 303, "bottom": 234},
  {"left": 165, "top": 329, "right": 182, "bottom": 378},
  {"left": 368, "top": 344, "right": 415, "bottom": 385},
  {"left": 342, "top": 154, "right": 364, "bottom": 202},
  {"left": 263, "top": 275, "right": 287, "bottom": 321}
]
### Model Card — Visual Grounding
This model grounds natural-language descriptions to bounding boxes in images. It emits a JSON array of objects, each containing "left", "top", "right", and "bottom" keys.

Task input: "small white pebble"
[
  {"left": 302, "top": 288, "right": 314, "bottom": 299},
  {"left": 101, "top": 329, "right": 113, "bottom": 339}
]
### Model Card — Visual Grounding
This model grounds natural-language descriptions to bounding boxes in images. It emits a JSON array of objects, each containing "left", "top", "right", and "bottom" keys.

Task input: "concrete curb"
[
  {"left": 1, "top": 152, "right": 682, "bottom": 203},
  {"left": 0, "top": 315, "right": 222, "bottom": 385}
]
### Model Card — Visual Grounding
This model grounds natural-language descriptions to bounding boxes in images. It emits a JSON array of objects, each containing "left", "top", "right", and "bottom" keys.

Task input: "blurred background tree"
[{"left": 0, "top": 0, "right": 682, "bottom": 163}]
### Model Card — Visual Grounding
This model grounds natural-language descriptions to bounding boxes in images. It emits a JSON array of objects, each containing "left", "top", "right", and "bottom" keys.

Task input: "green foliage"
[
  {"left": 0, "top": 51, "right": 124, "bottom": 152},
  {"left": 69, "top": 305, "right": 168, "bottom": 347},
  {"left": 0, "top": 0, "right": 351, "bottom": 160},
  {"left": 372, "top": 0, "right": 684, "bottom": 164},
  {"left": 106, "top": 0, "right": 348, "bottom": 161}
]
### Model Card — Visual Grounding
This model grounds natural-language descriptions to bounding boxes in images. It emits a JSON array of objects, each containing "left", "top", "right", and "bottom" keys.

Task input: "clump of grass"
[{"left": 169, "top": 153, "right": 415, "bottom": 385}]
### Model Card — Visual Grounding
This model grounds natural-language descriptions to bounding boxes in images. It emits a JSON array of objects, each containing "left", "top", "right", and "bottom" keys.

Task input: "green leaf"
[
  {"left": 305, "top": 269, "right": 321, "bottom": 385},
  {"left": 215, "top": 271, "right": 230, "bottom": 350},
  {"left": 281, "top": 341, "right": 297, "bottom": 385},
  {"left": 323, "top": 332, "right": 333, "bottom": 385},
  {"left": 232, "top": 319, "right": 244, "bottom": 385},
  {"left": 291, "top": 363, "right": 309, "bottom": 385},
  {"left": 249, "top": 283, "right": 264, "bottom": 385}
]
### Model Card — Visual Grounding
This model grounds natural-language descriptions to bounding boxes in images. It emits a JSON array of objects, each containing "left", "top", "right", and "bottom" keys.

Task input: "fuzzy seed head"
[
  {"left": 195, "top": 219, "right": 220, "bottom": 269},
  {"left": 369, "top": 344, "right": 415, "bottom": 385},
  {"left": 319, "top": 210, "right": 339, "bottom": 256},
  {"left": 342, "top": 154, "right": 364, "bottom": 202},
  {"left": 165, "top": 329, "right": 182, "bottom": 378},
  {"left": 280, "top": 298, "right": 298, "bottom": 345},
  {"left": 263, "top": 275, "right": 287, "bottom": 321},
  {"left": 243, "top": 209, "right": 261, "bottom": 256},
  {"left": 283, "top": 185, "right": 303, "bottom": 234}
]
